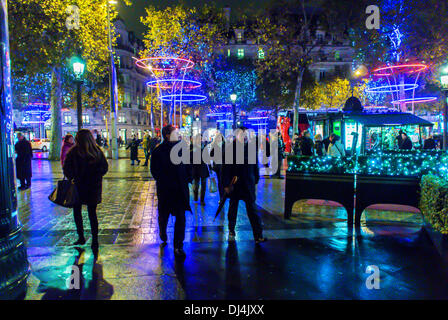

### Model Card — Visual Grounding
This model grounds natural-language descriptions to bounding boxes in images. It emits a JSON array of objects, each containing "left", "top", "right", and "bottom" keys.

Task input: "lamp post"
[
  {"left": 440, "top": 65, "right": 448, "bottom": 150},
  {"left": 350, "top": 65, "right": 367, "bottom": 97},
  {"left": 70, "top": 55, "right": 86, "bottom": 131},
  {"left": 230, "top": 93, "right": 237, "bottom": 129},
  {"left": 107, "top": 0, "right": 119, "bottom": 159}
]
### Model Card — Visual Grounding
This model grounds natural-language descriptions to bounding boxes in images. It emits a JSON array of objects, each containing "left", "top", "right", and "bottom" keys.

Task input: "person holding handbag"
[
  {"left": 327, "top": 133, "right": 346, "bottom": 157},
  {"left": 63, "top": 129, "right": 109, "bottom": 248}
]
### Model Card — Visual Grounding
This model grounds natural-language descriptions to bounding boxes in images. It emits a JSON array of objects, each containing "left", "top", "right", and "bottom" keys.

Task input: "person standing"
[
  {"left": 126, "top": 135, "right": 141, "bottom": 165},
  {"left": 151, "top": 125, "right": 191, "bottom": 257},
  {"left": 299, "top": 130, "right": 314, "bottom": 156},
  {"left": 271, "top": 130, "right": 285, "bottom": 179},
  {"left": 314, "top": 134, "right": 325, "bottom": 156},
  {"left": 190, "top": 135, "right": 210, "bottom": 205},
  {"left": 61, "top": 134, "right": 75, "bottom": 166},
  {"left": 63, "top": 129, "right": 109, "bottom": 248},
  {"left": 291, "top": 133, "right": 301, "bottom": 155},
  {"left": 142, "top": 131, "right": 151, "bottom": 167},
  {"left": 400, "top": 131, "right": 413, "bottom": 150},
  {"left": 210, "top": 132, "right": 226, "bottom": 198},
  {"left": 15, "top": 132, "right": 33, "bottom": 190},
  {"left": 423, "top": 135, "right": 437, "bottom": 149},
  {"left": 222, "top": 127, "right": 267, "bottom": 243},
  {"left": 327, "top": 133, "right": 346, "bottom": 157}
]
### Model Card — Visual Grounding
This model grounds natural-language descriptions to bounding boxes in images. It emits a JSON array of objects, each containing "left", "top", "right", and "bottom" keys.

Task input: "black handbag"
[{"left": 48, "top": 177, "right": 79, "bottom": 208}]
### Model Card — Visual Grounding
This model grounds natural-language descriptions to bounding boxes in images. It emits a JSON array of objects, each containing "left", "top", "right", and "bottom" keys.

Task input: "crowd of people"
[{"left": 290, "top": 130, "right": 346, "bottom": 157}]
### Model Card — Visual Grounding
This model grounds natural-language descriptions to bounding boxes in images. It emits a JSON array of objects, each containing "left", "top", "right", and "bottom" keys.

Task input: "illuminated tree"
[{"left": 9, "top": 0, "right": 131, "bottom": 160}]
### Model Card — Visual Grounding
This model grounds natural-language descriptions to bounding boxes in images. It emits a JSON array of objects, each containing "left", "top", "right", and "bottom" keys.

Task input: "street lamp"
[
  {"left": 70, "top": 55, "right": 86, "bottom": 131},
  {"left": 440, "top": 65, "right": 448, "bottom": 150},
  {"left": 350, "top": 65, "right": 367, "bottom": 97},
  {"left": 230, "top": 93, "right": 237, "bottom": 129},
  {"left": 107, "top": 0, "right": 119, "bottom": 159}
]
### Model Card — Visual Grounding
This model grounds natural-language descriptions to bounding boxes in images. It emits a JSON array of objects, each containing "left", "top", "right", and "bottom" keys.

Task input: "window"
[
  {"left": 236, "top": 31, "right": 243, "bottom": 42},
  {"left": 258, "top": 48, "right": 265, "bottom": 59},
  {"left": 319, "top": 70, "right": 326, "bottom": 81},
  {"left": 237, "top": 48, "right": 244, "bottom": 59},
  {"left": 227, "top": 49, "right": 231, "bottom": 57},
  {"left": 82, "top": 114, "right": 90, "bottom": 124},
  {"left": 334, "top": 51, "right": 341, "bottom": 61},
  {"left": 118, "top": 113, "right": 126, "bottom": 123},
  {"left": 63, "top": 113, "right": 72, "bottom": 124}
]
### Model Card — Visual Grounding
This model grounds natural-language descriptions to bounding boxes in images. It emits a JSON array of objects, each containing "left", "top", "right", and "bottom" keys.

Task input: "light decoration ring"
[
  {"left": 372, "top": 63, "right": 428, "bottom": 76},
  {"left": 391, "top": 97, "right": 437, "bottom": 105},
  {"left": 159, "top": 94, "right": 207, "bottom": 103},
  {"left": 135, "top": 57, "right": 194, "bottom": 72},
  {"left": 365, "top": 83, "right": 418, "bottom": 94},
  {"left": 147, "top": 79, "right": 202, "bottom": 90}
]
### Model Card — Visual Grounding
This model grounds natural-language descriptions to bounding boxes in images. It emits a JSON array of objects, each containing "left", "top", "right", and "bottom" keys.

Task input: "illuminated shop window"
[
  {"left": 237, "top": 48, "right": 244, "bottom": 59},
  {"left": 82, "top": 114, "right": 90, "bottom": 124},
  {"left": 64, "top": 114, "right": 72, "bottom": 124}
]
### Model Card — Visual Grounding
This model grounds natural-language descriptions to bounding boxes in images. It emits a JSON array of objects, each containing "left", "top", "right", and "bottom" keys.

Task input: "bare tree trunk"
[
  {"left": 292, "top": 67, "right": 305, "bottom": 135},
  {"left": 48, "top": 67, "right": 62, "bottom": 161}
]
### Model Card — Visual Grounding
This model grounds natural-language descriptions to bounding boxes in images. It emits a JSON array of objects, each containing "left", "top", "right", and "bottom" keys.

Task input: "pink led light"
[
  {"left": 146, "top": 79, "right": 202, "bottom": 90},
  {"left": 372, "top": 63, "right": 428, "bottom": 76},
  {"left": 135, "top": 57, "right": 194, "bottom": 72},
  {"left": 391, "top": 97, "right": 437, "bottom": 105}
]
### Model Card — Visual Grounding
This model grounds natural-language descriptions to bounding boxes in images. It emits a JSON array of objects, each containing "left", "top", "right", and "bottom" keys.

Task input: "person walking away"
[
  {"left": 327, "top": 133, "right": 346, "bottom": 157},
  {"left": 299, "top": 130, "right": 314, "bottom": 156},
  {"left": 61, "top": 134, "right": 74, "bottom": 166},
  {"left": 15, "top": 132, "right": 33, "bottom": 190},
  {"left": 190, "top": 134, "right": 210, "bottom": 205},
  {"left": 400, "top": 131, "right": 413, "bottom": 150},
  {"left": 423, "top": 135, "right": 436, "bottom": 149},
  {"left": 271, "top": 130, "right": 285, "bottom": 179},
  {"left": 126, "top": 135, "right": 141, "bottom": 165},
  {"left": 314, "top": 134, "right": 325, "bottom": 156},
  {"left": 117, "top": 136, "right": 123, "bottom": 147},
  {"left": 222, "top": 127, "right": 267, "bottom": 244},
  {"left": 150, "top": 125, "right": 191, "bottom": 257},
  {"left": 210, "top": 132, "right": 226, "bottom": 198},
  {"left": 142, "top": 131, "right": 151, "bottom": 166},
  {"left": 63, "top": 129, "right": 109, "bottom": 248}
]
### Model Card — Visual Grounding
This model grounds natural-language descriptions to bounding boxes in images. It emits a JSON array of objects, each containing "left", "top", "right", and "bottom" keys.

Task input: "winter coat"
[
  {"left": 63, "top": 146, "right": 109, "bottom": 205},
  {"left": 60, "top": 141, "right": 74, "bottom": 166},
  {"left": 423, "top": 138, "right": 436, "bottom": 150},
  {"left": 300, "top": 137, "right": 314, "bottom": 156},
  {"left": 15, "top": 139, "right": 33, "bottom": 180},
  {"left": 222, "top": 140, "right": 260, "bottom": 202},
  {"left": 400, "top": 137, "right": 413, "bottom": 150},
  {"left": 314, "top": 140, "right": 325, "bottom": 156},
  {"left": 126, "top": 139, "right": 141, "bottom": 160},
  {"left": 150, "top": 140, "right": 192, "bottom": 214},
  {"left": 328, "top": 140, "right": 346, "bottom": 157},
  {"left": 149, "top": 137, "right": 160, "bottom": 155}
]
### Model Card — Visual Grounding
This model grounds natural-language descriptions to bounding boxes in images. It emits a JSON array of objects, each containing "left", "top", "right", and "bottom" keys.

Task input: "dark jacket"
[
  {"left": 149, "top": 137, "right": 160, "bottom": 155},
  {"left": 63, "top": 146, "right": 109, "bottom": 205},
  {"left": 300, "top": 137, "right": 314, "bottom": 156},
  {"left": 60, "top": 141, "right": 74, "bottom": 166},
  {"left": 150, "top": 140, "right": 192, "bottom": 213},
  {"left": 315, "top": 140, "right": 324, "bottom": 156},
  {"left": 423, "top": 138, "right": 436, "bottom": 150},
  {"left": 190, "top": 142, "right": 210, "bottom": 179},
  {"left": 15, "top": 139, "right": 33, "bottom": 180},
  {"left": 222, "top": 140, "right": 260, "bottom": 202},
  {"left": 400, "top": 137, "right": 413, "bottom": 150},
  {"left": 126, "top": 139, "right": 141, "bottom": 160}
]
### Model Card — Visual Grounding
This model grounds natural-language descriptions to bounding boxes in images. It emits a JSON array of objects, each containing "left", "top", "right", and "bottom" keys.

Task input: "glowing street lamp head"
[
  {"left": 441, "top": 65, "right": 448, "bottom": 87},
  {"left": 352, "top": 65, "right": 367, "bottom": 78},
  {"left": 108, "top": 0, "right": 118, "bottom": 4},
  {"left": 69, "top": 56, "right": 86, "bottom": 80},
  {"left": 230, "top": 94, "right": 237, "bottom": 102}
]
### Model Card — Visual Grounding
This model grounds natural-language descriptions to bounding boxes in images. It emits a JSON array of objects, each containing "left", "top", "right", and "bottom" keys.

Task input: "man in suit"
[
  {"left": 15, "top": 132, "right": 33, "bottom": 190},
  {"left": 150, "top": 125, "right": 191, "bottom": 257},
  {"left": 222, "top": 127, "right": 267, "bottom": 244}
]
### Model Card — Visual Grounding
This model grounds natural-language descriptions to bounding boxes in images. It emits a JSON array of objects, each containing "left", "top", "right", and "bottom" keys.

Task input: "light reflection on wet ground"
[{"left": 17, "top": 157, "right": 448, "bottom": 299}]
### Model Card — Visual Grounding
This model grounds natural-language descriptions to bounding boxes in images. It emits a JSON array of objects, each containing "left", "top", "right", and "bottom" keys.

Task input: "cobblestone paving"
[{"left": 17, "top": 155, "right": 448, "bottom": 300}]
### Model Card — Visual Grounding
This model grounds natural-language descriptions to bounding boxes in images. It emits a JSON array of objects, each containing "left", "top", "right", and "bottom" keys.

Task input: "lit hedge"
[{"left": 420, "top": 175, "right": 448, "bottom": 234}]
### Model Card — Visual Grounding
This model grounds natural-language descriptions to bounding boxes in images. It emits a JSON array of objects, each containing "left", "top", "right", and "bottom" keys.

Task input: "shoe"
[
  {"left": 228, "top": 231, "right": 236, "bottom": 241},
  {"left": 255, "top": 237, "right": 268, "bottom": 244},
  {"left": 174, "top": 248, "right": 186, "bottom": 257},
  {"left": 73, "top": 238, "right": 86, "bottom": 246}
]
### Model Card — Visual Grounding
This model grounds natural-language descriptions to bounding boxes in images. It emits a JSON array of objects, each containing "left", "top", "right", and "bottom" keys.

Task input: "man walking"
[
  {"left": 15, "top": 132, "right": 33, "bottom": 190},
  {"left": 222, "top": 127, "right": 267, "bottom": 244},
  {"left": 142, "top": 131, "right": 151, "bottom": 166},
  {"left": 150, "top": 125, "right": 191, "bottom": 257}
]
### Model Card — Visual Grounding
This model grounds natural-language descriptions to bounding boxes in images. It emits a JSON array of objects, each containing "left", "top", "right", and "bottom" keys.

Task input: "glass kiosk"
[{"left": 0, "top": 0, "right": 30, "bottom": 299}]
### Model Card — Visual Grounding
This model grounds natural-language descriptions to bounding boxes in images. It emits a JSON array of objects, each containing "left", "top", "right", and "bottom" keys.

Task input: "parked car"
[{"left": 30, "top": 138, "right": 51, "bottom": 152}]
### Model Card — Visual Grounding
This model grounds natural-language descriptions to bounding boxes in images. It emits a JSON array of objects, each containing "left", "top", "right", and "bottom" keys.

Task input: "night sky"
[{"left": 116, "top": 0, "right": 272, "bottom": 37}]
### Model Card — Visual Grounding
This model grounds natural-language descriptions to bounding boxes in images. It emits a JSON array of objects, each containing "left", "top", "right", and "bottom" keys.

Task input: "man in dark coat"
[
  {"left": 423, "top": 135, "right": 437, "bottom": 149},
  {"left": 400, "top": 132, "right": 413, "bottom": 150},
  {"left": 222, "top": 127, "right": 266, "bottom": 243},
  {"left": 15, "top": 133, "right": 33, "bottom": 190},
  {"left": 190, "top": 135, "right": 210, "bottom": 204},
  {"left": 150, "top": 125, "right": 192, "bottom": 257},
  {"left": 299, "top": 130, "right": 314, "bottom": 156},
  {"left": 126, "top": 135, "right": 141, "bottom": 165}
]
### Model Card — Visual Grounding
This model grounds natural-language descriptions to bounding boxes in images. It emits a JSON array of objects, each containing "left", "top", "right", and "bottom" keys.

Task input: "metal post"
[
  {"left": 107, "top": 3, "right": 118, "bottom": 159},
  {"left": 77, "top": 80, "right": 82, "bottom": 131},
  {"left": 444, "top": 90, "right": 448, "bottom": 150},
  {"left": 232, "top": 102, "right": 236, "bottom": 129}
]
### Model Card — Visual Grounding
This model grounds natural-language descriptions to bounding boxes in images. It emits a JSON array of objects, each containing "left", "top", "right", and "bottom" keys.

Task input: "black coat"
[
  {"left": 150, "top": 140, "right": 192, "bottom": 213},
  {"left": 423, "top": 138, "right": 436, "bottom": 149},
  {"left": 315, "top": 140, "right": 325, "bottom": 156},
  {"left": 222, "top": 141, "right": 260, "bottom": 202},
  {"left": 400, "top": 137, "right": 413, "bottom": 150},
  {"left": 190, "top": 143, "right": 210, "bottom": 179},
  {"left": 300, "top": 137, "right": 314, "bottom": 156},
  {"left": 15, "top": 139, "right": 33, "bottom": 180},
  {"left": 126, "top": 139, "right": 141, "bottom": 160},
  {"left": 63, "top": 146, "right": 109, "bottom": 205}
]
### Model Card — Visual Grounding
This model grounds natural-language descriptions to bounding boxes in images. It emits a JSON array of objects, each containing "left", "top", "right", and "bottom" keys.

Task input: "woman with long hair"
[{"left": 63, "top": 129, "right": 109, "bottom": 248}]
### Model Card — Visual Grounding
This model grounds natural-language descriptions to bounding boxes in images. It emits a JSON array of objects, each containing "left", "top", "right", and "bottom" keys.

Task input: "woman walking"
[
  {"left": 60, "top": 134, "right": 74, "bottom": 166},
  {"left": 63, "top": 129, "right": 109, "bottom": 248}
]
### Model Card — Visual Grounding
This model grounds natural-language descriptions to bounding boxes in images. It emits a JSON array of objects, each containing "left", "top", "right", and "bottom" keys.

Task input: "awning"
[{"left": 346, "top": 112, "right": 433, "bottom": 127}]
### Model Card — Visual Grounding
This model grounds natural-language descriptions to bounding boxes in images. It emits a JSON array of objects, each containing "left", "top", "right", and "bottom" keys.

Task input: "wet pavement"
[{"left": 17, "top": 154, "right": 448, "bottom": 299}]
